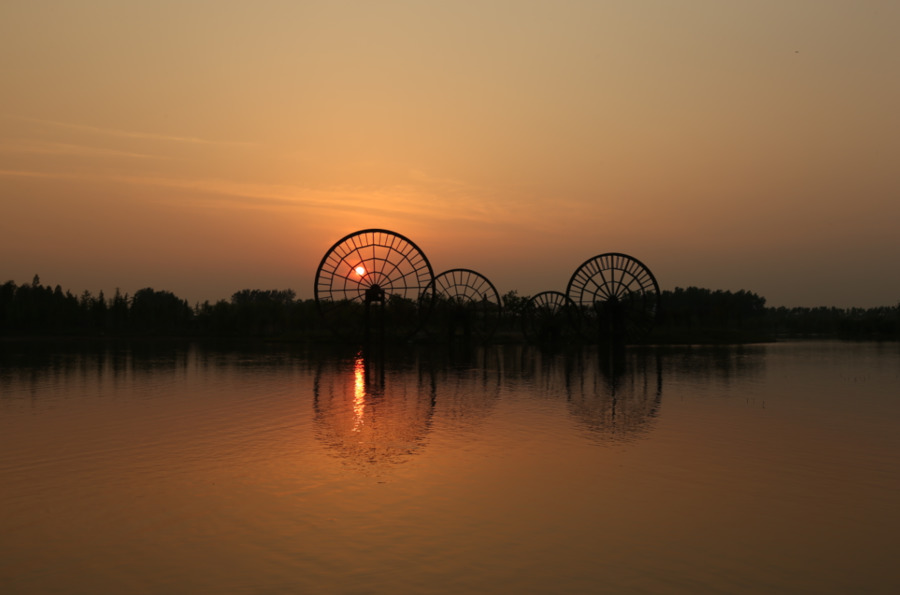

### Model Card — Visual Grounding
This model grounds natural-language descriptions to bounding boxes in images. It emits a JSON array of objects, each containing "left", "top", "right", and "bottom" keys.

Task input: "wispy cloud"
[
  {"left": 123, "top": 174, "right": 506, "bottom": 224},
  {"left": 0, "top": 164, "right": 568, "bottom": 232},
  {"left": 6, "top": 115, "right": 255, "bottom": 147},
  {"left": 172, "top": 175, "right": 574, "bottom": 233},
  {"left": 0, "top": 166, "right": 524, "bottom": 226},
  {"left": 0, "top": 140, "right": 160, "bottom": 159},
  {"left": 0, "top": 169, "right": 61, "bottom": 179}
]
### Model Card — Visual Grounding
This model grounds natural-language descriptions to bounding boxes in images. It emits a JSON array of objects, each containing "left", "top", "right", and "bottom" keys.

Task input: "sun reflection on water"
[{"left": 352, "top": 353, "right": 366, "bottom": 432}]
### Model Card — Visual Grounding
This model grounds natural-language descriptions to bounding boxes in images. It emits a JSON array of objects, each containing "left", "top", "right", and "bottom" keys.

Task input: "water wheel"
[
  {"left": 314, "top": 229, "right": 434, "bottom": 341},
  {"left": 566, "top": 253, "right": 660, "bottom": 345},
  {"left": 422, "top": 268, "right": 501, "bottom": 342},
  {"left": 522, "top": 290, "right": 580, "bottom": 343}
]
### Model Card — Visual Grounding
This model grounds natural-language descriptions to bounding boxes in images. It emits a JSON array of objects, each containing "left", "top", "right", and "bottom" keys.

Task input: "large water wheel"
[
  {"left": 314, "top": 229, "right": 434, "bottom": 341},
  {"left": 566, "top": 253, "right": 660, "bottom": 346}
]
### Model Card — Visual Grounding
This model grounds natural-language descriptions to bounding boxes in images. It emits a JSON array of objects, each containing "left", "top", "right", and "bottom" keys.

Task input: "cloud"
[
  {"left": 0, "top": 169, "right": 61, "bottom": 179},
  {"left": 0, "top": 140, "right": 160, "bottom": 159},
  {"left": 1, "top": 147, "right": 576, "bottom": 235},
  {"left": 133, "top": 174, "right": 510, "bottom": 225},
  {"left": 5, "top": 114, "right": 255, "bottom": 147}
]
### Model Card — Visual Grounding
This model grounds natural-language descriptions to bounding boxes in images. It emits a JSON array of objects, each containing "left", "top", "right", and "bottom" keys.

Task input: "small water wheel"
[
  {"left": 566, "top": 253, "right": 660, "bottom": 346},
  {"left": 422, "top": 268, "right": 501, "bottom": 342},
  {"left": 522, "top": 291, "right": 580, "bottom": 343}
]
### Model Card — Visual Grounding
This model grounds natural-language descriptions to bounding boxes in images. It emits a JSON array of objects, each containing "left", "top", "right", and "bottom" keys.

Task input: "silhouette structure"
[{"left": 313, "top": 231, "right": 661, "bottom": 346}]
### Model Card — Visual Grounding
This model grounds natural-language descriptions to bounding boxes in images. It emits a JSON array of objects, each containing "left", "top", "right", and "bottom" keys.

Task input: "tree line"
[
  {"left": 0, "top": 276, "right": 321, "bottom": 338},
  {"left": 652, "top": 286, "right": 898, "bottom": 342},
  {"left": 1, "top": 276, "right": 897, "bottom": 341}
]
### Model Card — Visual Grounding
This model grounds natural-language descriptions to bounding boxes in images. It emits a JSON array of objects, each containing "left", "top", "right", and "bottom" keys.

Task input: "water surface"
[{"left": 1, "top": 341, "right": 898, "bottom": 594}]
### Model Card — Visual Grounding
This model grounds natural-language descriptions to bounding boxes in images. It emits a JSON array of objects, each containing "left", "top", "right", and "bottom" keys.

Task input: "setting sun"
[{"left": 355, "top": 266, "right": 366, "bottom": 277}]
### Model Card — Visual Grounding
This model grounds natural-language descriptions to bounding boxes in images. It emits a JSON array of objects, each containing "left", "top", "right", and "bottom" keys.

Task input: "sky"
[{"left": 2, "top": 0, "right": 899, "bottom": 308}]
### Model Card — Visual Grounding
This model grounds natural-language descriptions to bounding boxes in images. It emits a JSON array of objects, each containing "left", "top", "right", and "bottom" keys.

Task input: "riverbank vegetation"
[{"left": 2, "top": 276, "right": 898, "bottom": 343}]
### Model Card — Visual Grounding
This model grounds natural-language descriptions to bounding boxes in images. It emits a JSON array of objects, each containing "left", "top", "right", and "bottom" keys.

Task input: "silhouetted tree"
[
  {"left": 130, "top": 288, "right": 192, "bottom": 334},
  {"left": 110, "top": 289, "right": 129, "bottom": 332},
  {"left": 230, "top": 288, "right": 297, "bottom": 336}
]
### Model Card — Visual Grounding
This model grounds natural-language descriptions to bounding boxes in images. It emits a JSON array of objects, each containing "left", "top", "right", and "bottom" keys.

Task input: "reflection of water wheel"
[
  {"left": 422, "top": 269, "right": 501, "bottom": 341},
  {"left": 566, "top": 348, "right": 663, "bottom": 444},
  {"left": 522, "top": 291, "right": 580, "bottom": 343},
  {"left": 423, "top": 346, "right": 502, "bottom": 434},
  {"left": 566, "top": 253, "right": 660, "bottom": 345},
  {"left": 314, "top": 229, "right": 434, "bottom": 340}
]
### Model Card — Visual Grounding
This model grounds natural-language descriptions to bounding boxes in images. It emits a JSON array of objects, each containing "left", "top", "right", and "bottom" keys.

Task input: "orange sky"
[{"left": 2, "top": 1, "right": 899, "bottom": 307}]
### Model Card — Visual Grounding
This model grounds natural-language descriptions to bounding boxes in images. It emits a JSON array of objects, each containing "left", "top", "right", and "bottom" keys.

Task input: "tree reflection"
[{"left": 657, "top": 344, "right": 767, "bottom": 384}]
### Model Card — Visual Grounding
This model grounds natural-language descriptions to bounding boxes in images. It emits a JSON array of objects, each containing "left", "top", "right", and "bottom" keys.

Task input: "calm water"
[{"left": 1, "top": 341, "right": 899, "bottom": 594}]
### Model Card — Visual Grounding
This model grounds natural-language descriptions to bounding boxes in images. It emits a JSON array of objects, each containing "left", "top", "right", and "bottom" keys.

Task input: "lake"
[{"left": 1, "top": 340, "right": 899, "bottom": 594}]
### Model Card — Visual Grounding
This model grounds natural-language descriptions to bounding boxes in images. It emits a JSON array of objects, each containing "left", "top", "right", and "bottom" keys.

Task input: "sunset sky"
[{"left": 2, "top": 1, "right": 899, "bottom": 308}]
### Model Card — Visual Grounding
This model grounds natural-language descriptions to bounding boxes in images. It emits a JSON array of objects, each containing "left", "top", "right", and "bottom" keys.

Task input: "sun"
[{"left": 354, "top": 265, "right": 366, "bottom": 277}]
